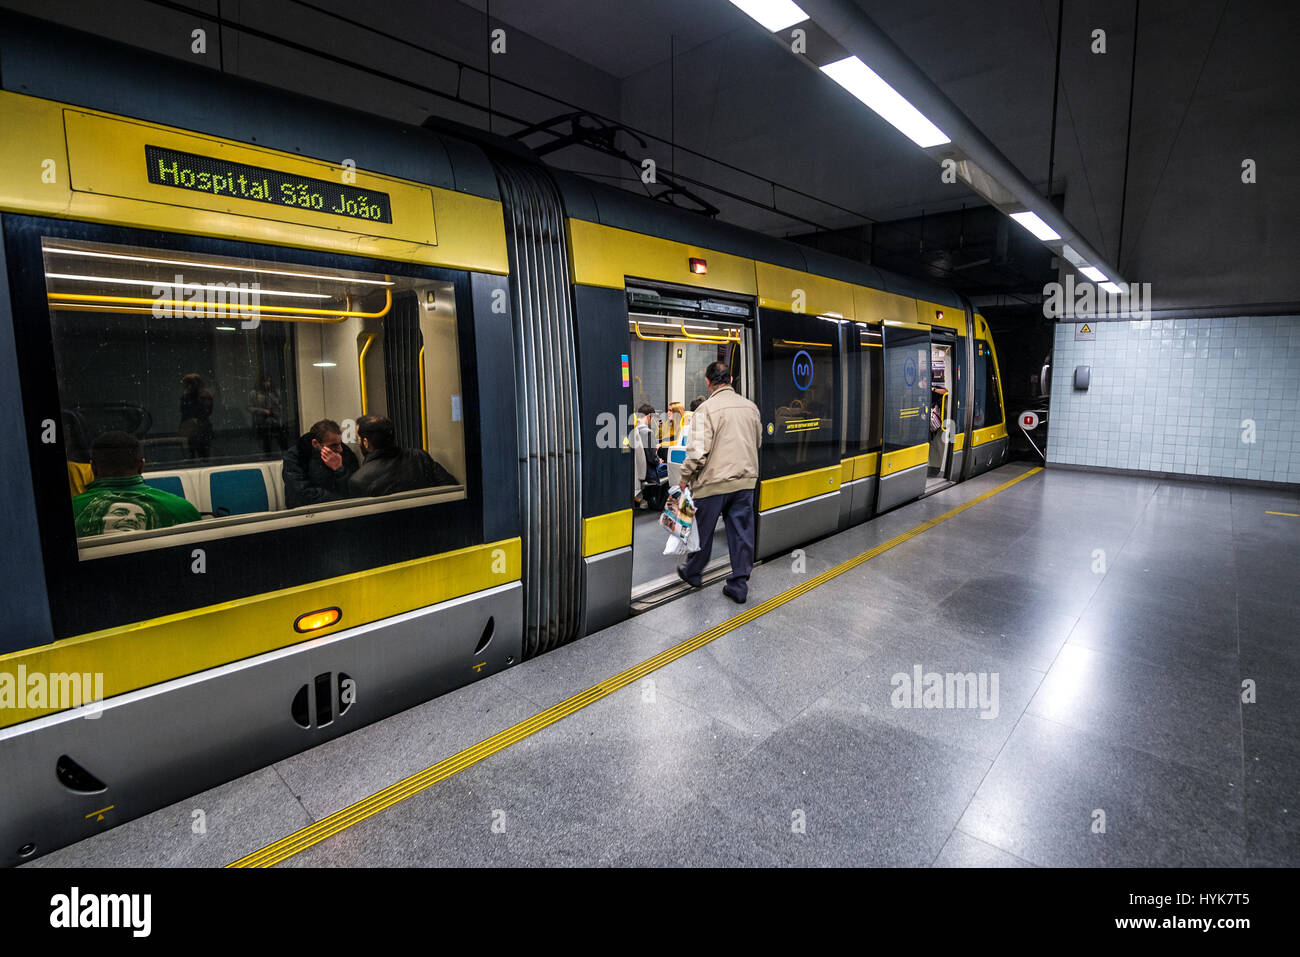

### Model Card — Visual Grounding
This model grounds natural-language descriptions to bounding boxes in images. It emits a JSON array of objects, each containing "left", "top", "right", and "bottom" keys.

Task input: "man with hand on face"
[{"left": 282, "top": 418, "right": 360, "bottom": 508}]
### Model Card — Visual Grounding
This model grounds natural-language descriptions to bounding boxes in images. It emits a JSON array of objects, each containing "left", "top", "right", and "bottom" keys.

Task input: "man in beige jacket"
[{"left": 677, "top": 361, "right": 763, "bottom": 603}]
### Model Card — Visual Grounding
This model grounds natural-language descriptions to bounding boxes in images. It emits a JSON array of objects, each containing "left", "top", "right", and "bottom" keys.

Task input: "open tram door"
[
  {"left": 622, "top": 282, "right": 755, "bottom": 607},
  {"left": 926, "top": 328, "right": 961, "bottom": 493}
]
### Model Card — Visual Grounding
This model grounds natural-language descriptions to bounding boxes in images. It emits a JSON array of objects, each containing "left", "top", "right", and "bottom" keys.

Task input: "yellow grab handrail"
[
  {"left": 418, "top": 345, "right": 428, "bottom": 452},
  {"left": 358, "top": 333, "right": 376, "bottom": 415}
]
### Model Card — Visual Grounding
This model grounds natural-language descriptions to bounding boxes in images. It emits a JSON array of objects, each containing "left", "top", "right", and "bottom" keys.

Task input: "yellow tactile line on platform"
[{"left": 229, "top": 466, "right": 1044, "bottom": 867}]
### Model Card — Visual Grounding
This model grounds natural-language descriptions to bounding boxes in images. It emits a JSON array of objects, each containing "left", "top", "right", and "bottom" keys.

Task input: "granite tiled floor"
[{"left": 29, "top": 463, "right": 1300, "bottom": 868}]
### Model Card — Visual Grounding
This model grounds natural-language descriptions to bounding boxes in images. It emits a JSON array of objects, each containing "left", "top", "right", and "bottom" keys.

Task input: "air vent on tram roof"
[
  {"left": 628, "top": 291, "right": 701, "bottom": 313},
  {"left": 699, "top": 299, "right": 752, "bottom": 318},
  {"left": 627, "top": 288, "right": 753, "bottom": 323}
]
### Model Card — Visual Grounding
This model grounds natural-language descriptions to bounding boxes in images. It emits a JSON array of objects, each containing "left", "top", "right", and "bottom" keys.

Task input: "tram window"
[
  {"left": 41, "top": 237, "right": 467, "bottom": 551},
  {"left": 627, "top": 316, "right": 748, "bottom": 434},
  {"left": 949, "top": 342, "right": 964, "bottom": 432},
  {"left": 758, "top": 309, "right": 839, "bottom": 477},
  {"left": 857, "top": 325, "right": 883, "bottom": 451},
  {"left": 972, "top": 339, "right": 1003, "bottom": 429},
  {"left": 883, "top": 330, "right": 930, "bottom": 452},
  {"left": 627, "top": 336, "right": 668, "bottom": 414}
]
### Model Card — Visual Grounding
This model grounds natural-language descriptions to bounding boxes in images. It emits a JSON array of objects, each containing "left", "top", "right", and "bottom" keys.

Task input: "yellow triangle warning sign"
[{"left": 1080, "top": 323, "right": 1092, "bottom": 333}]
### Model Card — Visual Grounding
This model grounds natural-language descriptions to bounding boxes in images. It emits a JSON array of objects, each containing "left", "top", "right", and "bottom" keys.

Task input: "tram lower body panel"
[{"left": 0, "top": 580, "right": 521, "bottom": 866}]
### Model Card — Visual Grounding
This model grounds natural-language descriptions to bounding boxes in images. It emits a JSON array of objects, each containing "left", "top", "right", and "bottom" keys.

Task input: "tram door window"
[
  {"left": 882, "top": 326, "right": 931, "bottom": 456},
  {"left": 972, "top": 339, "right": 1004, "bottom": 430},
  {"left": 757, "top": 309, "right": 841, "bottom": 479},
  {"left": 39, "top": 236, "right": 467, "bottom": 553},
  {"left": 849, "top": 323, "right": 884, "bottom": 455}
]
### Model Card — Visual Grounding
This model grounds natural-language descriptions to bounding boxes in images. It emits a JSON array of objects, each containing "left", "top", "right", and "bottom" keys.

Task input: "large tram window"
[
  {"left": 758, "top": 309, "right": 839, "bottom": 477},
  {"left": 40, "top": 237, "right": 467, "bottom": 551},
  {"left": 972, "top": 339, "right": 1003, "bottom": 429}
]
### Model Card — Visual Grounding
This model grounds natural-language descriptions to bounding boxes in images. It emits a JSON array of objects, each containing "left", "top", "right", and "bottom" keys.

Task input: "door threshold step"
[
  {"left": 920, "top": 480, "right": 956, "bottom": 497},
  {"left": 630, "top": 560, "right": 735, "bottom": 612}
]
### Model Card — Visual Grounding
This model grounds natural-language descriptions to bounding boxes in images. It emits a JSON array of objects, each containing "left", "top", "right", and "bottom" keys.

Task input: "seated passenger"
[
  {"left": 663, "top": 401, "right": 685, "bottom": 443},
  {"left": 71, "top": 431, "right": 201, "bottom": 538},
  {"left": 630, "top": 404, "right": 667, "bottom": 510},
  {"left": 283, "top": 418, "right": 360, "bottom": 507},
  {"left": 349, "top": 414, "right": 457, "bottom": 498}
]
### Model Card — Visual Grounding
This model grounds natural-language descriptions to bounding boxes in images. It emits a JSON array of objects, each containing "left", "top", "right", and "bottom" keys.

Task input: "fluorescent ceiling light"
[
  {"left": 1101, "top": 281, "right": 1123, "bottom": 295},
  {"left": 43, "top": 247, "right": 395, "bottom": 285},
  {"left": 728, "top": 0, "right": 808, "bottom": 32},
  {"left": 1009, "top": 211, "right": 1061, "bottom": 241},
  {"left": 1079, "top": 266, "right": 1108, "bottom": 283},
  {"left": 820, "top": 56, "right": 950, "bottom": 149},
  {"left": 44, "top": 273, "right": 330, "bottom": 299},
  {"left": 312, "top": 361, "right": 338, "bottom": 368}
]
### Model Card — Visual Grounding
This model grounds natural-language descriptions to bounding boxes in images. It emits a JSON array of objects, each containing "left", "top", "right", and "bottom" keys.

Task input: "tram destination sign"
[{"left": 145, "top": 145, "right": 393, "bottom": 223}]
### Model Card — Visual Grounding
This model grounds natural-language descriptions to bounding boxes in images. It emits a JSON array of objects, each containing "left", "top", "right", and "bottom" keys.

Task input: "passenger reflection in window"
[
  {"left": 71, "top": 431, "right": 201, "bottom": 537},
  {"left": 247, "top": 375, "right": 288, "bottom": 454},
  {"left": 179, "top": 372, "right": 214, "bottom": 460},
  {"left": 349, "top": 414, "right": 457, "bottom": 497}
]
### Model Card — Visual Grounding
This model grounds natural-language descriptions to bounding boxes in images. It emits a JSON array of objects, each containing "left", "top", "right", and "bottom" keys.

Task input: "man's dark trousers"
[{"left": 682, "top": 489, "right": 756, "bottom": 597}]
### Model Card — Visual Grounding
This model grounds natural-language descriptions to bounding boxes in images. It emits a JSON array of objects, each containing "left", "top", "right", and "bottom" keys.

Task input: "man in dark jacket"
[
  {"left": 349, "top": 414, "right": 458, "bottom": 497},
  {"left": 282, "top": 419, "right": 360, "bottom": 507}
]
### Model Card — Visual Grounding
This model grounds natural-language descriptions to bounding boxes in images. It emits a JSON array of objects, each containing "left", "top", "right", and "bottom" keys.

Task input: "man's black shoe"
[
  {"left": 677, "top": 564, "right": 701, "bottom": 588},
  {"left": 722, "top": 585, "right": 747, "bottom": 604}
]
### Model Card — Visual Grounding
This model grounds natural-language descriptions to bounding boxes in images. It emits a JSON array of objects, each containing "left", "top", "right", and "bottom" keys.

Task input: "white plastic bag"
[
  {"left": 662, "top": 533, "right": 689, "bottom": 556},
  {"left": 660, "top": 486, "right": 699, "bottom": 555}
]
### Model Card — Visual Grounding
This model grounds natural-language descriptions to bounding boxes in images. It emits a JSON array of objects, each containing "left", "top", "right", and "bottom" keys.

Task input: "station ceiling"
[{"left": 2, "top": 0, "right": 1297, "bottom": 309}]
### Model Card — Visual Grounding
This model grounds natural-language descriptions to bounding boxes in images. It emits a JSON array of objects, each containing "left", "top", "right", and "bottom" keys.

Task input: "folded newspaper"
[{"left": 660, "top": 486, "right": 699, "bottom": 555}]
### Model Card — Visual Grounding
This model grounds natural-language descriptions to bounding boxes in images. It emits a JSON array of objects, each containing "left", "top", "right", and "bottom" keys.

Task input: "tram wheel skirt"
[{"left": 0, "top": 581, "right": 523, "bottom": 866}]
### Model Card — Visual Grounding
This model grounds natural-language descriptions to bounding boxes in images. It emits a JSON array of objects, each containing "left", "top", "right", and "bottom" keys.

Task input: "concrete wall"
[
  {"left": 1047, "top": 315, "right": 1300, "bottom": 484},
  {"left": 0, "top": 0, "right": 623, "bottom": 169}
]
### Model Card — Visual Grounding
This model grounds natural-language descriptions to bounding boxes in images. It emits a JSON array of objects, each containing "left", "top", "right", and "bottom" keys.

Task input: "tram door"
[
  {"left": 878, "top": 324, "right": 931, "bottom": 511},
  {"left": 623, "top": 284, "right": 754, "bottom": 601},
  {"left": 927, "top": 336, "right": 958, "bottom": 490}
]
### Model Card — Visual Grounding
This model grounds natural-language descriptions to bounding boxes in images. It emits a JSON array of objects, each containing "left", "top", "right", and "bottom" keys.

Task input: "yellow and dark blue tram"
[{"left": 0, "top": 11, "right": 1007, "bottom": 862}]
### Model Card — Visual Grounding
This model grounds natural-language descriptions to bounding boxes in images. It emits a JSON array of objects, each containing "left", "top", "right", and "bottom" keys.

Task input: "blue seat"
[
  {"left": 143, "top": 475, "right": 186, "bottom": 498},
  {"left": 208, "top": 469, "right": 270, "bottom": 516}
]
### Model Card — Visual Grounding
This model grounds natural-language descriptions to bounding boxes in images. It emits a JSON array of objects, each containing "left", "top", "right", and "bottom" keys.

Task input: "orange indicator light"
[{"left": 294, "top": 607, "right": 342, "bottom": 633}]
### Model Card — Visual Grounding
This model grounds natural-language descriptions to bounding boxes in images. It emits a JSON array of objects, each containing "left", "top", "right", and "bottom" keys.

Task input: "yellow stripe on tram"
[{"left": 229, "top": 466, "right": 1044, "bottom": 867}]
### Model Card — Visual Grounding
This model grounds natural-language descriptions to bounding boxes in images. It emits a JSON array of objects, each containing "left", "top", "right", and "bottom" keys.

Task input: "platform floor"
[{"left": 29, "top": 463, "right": 1300, "bottom": 868}]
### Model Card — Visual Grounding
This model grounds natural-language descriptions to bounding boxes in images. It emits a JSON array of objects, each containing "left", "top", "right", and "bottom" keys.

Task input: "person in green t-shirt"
[{"left": 71, "top": 431, "right": 201, "bottom": 538}]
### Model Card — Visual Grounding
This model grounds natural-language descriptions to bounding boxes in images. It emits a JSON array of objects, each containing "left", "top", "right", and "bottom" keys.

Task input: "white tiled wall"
[{"left": 1048, "top": 316, "right": 1300, "bottom": 483}]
